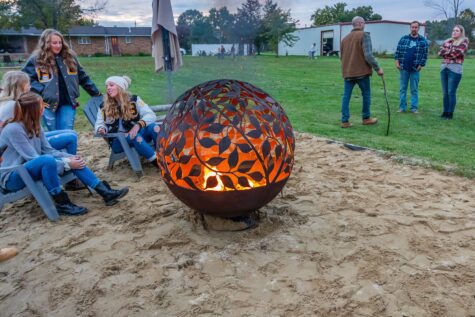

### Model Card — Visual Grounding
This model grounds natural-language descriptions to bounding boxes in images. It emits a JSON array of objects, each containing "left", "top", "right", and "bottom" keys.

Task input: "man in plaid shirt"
[{"left": 394, "top": 21, "right": 428, "bottom": 113}]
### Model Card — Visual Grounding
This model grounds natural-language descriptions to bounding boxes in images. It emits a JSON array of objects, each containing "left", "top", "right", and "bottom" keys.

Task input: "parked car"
[{"left": 180, "top": 48, "right": 186, "bottom": 56}]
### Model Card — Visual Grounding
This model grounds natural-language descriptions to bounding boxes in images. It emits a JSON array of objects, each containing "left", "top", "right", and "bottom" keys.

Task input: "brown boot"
[
  {"left": 362, "top": 117, "right": 378, "bottom": 125},
  {"left": 0, "top": 247, "right": 18, "bottom": 262},
  {"left": 341, "top": 121, "right": 352, "bottom": 128}
]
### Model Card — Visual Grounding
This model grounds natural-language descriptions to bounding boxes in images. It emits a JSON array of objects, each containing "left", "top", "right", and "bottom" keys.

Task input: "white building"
[{"left": 279, "top": 20, "right": 426, "bottom": 56}]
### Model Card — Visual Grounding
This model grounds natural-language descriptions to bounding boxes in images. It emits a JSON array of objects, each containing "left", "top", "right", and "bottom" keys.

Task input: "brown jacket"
[{"left": 340, "top": 29, "right": 372, "bottom": 79}]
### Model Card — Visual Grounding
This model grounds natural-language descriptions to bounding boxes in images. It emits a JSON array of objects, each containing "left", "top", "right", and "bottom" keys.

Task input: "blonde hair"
[
  {"left": 451, "top": 25, "right": 468, "bottom": 46},
  {"left": 103, "top": 80, "right": 136, "bottom": 121},
  {"left": 33, "top": 29, "right": 77, "bottom": 73},
  {"left": 0, "top": 71, "right": 30, "bottom": 103}
]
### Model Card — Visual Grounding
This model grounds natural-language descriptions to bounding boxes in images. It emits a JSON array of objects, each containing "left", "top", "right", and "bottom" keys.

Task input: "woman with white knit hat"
[{"left": 95, "top": 76, "right": 160, "bottom": 168}]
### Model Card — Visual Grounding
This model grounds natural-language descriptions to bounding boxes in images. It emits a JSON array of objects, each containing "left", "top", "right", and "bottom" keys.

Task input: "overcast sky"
[{"left": 90, "top": 0, "right": 471, "bottom": 27}]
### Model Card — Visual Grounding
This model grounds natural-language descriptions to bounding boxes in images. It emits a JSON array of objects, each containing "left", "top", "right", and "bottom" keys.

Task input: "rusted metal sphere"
[{"left": 157, "top": 79, "right": 295, "bottom": 217}]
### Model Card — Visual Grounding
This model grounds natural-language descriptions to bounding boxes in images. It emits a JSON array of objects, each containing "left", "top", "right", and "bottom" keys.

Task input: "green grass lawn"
[{"left": 2, "top": 55, "right": 474, "bottom": 176}]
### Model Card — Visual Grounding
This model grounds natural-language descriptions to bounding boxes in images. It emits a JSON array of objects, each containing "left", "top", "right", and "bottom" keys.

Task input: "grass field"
[{"left": 1, "top": 55, "right": 474, "bottom": 176}]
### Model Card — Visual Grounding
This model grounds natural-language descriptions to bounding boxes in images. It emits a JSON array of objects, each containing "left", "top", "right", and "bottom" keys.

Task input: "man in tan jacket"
[{"left": 340, "top": 16, "right": 383, "bottom": 128}]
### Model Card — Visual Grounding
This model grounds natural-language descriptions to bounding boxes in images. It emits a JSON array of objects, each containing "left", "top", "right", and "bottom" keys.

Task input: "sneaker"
[
  {"left": 362, "top": 118, "right": 378, "bottom": 125},
  {"left": 341, "top": 121, "right": 352, "bottom": 128},
  {"left": 397, "top": 109, "right": 406, "bottom": 113},
  {"left": 411, "top": 109, "right": 419, "bottom": 114}
]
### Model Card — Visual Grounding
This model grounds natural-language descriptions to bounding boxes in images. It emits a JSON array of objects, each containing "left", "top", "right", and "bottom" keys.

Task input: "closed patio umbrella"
[{"left": 151, "top": 0, "right": 183, "bottom": 74}]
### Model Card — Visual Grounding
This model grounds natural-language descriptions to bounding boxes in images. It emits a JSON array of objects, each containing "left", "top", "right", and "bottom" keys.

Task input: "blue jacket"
[
  {"left": 22, "top": 55, "right": 100, "bottom": 112},
  {"left": 394, "top": 34, "right": 429, "bottom": 70}
]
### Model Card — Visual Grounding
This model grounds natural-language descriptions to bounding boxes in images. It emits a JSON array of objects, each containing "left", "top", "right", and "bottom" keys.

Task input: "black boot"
[
  {"left": 447, "top": 112, "right": 453, "bottom": 119},
  {"left": 441, "top": 112, "right": 448, "bottom": 118},
  {"left": 94, "top": 181, "right": 129, "bottom": 206},
  {"left": 151, "top": 159, "right": 160, "bottom": 169},
  {"left": 52, "top": 191, "right": 88, "bottom": 216}
]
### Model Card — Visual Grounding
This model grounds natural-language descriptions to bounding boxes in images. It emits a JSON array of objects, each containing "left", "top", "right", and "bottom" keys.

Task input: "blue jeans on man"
[
  {"left": 43, "top": 105, "right": 76, "bottom": 131},
  {"left": 341, "top": 76, "right": 371, "bottom": 123},
  {"left": 4, "top": 155, "right": 100, "bottom": 195},
  {"left": 440, "top": 68, "right": 462, "bottom": 114},
  {"left": 399, "top": 70, "right": 420, "bottom": 112},
  {"left": 111, "top": 123, "right": 159, "bottom": 161}
]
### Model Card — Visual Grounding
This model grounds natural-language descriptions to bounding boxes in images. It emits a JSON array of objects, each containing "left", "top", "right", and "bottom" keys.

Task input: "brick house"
[{"left": 0, "top": 26, "right": 152, "bottom": 60}]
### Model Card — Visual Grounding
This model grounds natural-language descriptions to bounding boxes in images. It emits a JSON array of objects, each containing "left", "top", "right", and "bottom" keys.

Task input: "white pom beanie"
[{"left": 105, "top": 75, "right": 131, "bottom": 91}]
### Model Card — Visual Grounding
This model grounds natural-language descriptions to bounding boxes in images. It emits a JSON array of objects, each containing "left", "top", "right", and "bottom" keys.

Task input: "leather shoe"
[
  {"left": 341, "top": 122, "right": 351, "bottom": 128},
  {"left": 362, "top": 118, "right": 378, "bottom": 125}
]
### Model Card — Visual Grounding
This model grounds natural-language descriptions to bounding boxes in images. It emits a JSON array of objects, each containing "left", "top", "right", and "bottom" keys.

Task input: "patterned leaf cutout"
[
  {"left": 189, "top": 164, "right": 201, "bottom": 177},
  {"left": 179, "top": 155, "right": 192, "bottom": 164},
  {"left": 228, "top": 148, "right": 239, "bottom": 168},
  {"left": 206, "top": 176, "right": 218, "bottom": 189},
  {"left": 203, "top": 113, "right": 216, "bottom": 124},
  {"left": 238, "top": 177, "right": 251, "bottom": 188},
  {"left": 207, "top": 157, "right": 226, "bottom": 166},
  {"left": 248, "top": 115, "right": 260, "bottom": 130},
  {"left": 232, "top": 115, "right": 240, "bottom": 125},
  {"left": 249, "top": 171, "right": 264, "bottom": 182},
  {"left": 225, "top": 103, "right": 237, "bottom": 112},
  {"left": 273, "top": 122, "right": 281, "bottom": 134},
  {"left": 175, "top": 135, "right": 186, "bottom": 155},
  {"left": 206, "top": 123, "right": 225, "bottom": 134},
  {"left": 198, "top": 100, "right": 206, "bottom": 112},
  {"left": 219, "top": 136, "right": 231, "bottom": 154},
  {"left": 262, "top": 114, "right": 274, "bottom": 122},
  {"left": 183, "top": 177, "right": 199, "bottom": 190},
  {"left": 176, "top": 167, "right": 183, "bottom": 179},
  {"left": 275, "top": 145, "right": 282, "bottom": 160},
  {"left": 247, "top": 130, "right": 262, "bottom": 139},
  {"left": 262, "top": 139, "right": 271, "bottom": 158},
  {"left": 199, "top": 138, "right": 217, "bottom": 148},
  {"left": 237, "top": 143, "right": 252, "bottom": 153},
  {"left": 220, "top": 175, "right": 236, "bottom": 189},
  {"left": 268, "top": 156, "right": 275, "bottom": 174},
  {"left": 238, "top": 160, "right": 255, "bottom": 173},
  {"left": 165, "top": 144, "right": 174, "bottom": 156},
  {"left": 178, "top": 121, "right": 190, "bottom": 132}
]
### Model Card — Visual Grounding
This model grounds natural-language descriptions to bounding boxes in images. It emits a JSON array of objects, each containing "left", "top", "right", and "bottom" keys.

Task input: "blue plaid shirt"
[{"left": 395, "top": 34, "right": 428, "bottom": 69}]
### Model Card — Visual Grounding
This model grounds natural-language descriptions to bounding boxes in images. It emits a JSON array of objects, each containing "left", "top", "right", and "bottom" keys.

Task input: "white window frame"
[
  {"left": 78, "top": 37, "right": 91, "bottom": 45},
  {"left": 125, "top": 36, "right": 132, "bottom": 44}
]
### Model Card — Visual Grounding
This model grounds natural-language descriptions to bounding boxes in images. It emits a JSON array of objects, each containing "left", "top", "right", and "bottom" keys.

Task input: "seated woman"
[
  {"left": 0, "top": 71, "right": 77, "bottom": 154},
  {"left": 0, "top": 92, "right": 129, "bottom": 216},
  {"left": 0, "top": 71, "right": 83, "bottom": 190},
  {"left": 95, "top": 76, "right": 160, "bottom": 168}
]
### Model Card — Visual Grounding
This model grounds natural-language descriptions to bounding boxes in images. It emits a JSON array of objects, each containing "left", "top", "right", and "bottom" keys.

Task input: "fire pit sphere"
[{"left": 157, "top": 79, "right": 295, "bottom": 217}]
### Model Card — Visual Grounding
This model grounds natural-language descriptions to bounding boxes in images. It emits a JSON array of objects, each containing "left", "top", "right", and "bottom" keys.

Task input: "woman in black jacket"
[{"left": 22, "top": 29, "right": 101, "bottom": 131}]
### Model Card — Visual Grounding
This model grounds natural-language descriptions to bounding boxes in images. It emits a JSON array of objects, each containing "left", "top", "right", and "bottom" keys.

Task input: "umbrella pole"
[{"left": 162, "top": 27, "right": 174, "bottom": 103}]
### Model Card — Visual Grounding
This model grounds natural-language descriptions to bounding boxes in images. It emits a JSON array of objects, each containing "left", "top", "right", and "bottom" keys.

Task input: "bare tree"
[{"left": 424, "top": 0, "right": 465, "bottom": 20}]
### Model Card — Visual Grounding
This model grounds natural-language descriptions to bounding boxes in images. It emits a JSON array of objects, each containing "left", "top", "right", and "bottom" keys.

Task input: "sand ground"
[{"left": 1, "top": 132, "right": 475, "bottom": 317}]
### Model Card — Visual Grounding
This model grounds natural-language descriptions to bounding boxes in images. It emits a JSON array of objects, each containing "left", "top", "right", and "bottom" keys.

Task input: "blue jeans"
[
  {"left": 110, "top": 123, "right": 159, "bottom": 161},
  {"left": 399, "top": 70, "right": 420, "bottom": 111},
  {"left": 440, "top": 68, "right": 462, "bottom": 114},
  {"left": 4, "top": 155, "right": 100, "bottom": 195},
  {"left": 341, "top": 76, "right": 371, "bottom": 123},
  {"left": 45, "top": 130, "right": 78, "bottom": 155},
  {"left": 43, "top": 105, "right": 76, "bottom": 131}
]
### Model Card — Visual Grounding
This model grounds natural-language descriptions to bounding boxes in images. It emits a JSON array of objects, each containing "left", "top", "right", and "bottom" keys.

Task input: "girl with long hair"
[
  {"left": 95, "top": 76, "right": 160, "bottom": 168},
  {"left": 438, "top": 25, "right": 469, "bottom": 119},
  {"left": 0, "top": 92, "right": 129, "bottom": 216},
  {"left": 22, "top": 29, "right": 101, "bottom": 131}
]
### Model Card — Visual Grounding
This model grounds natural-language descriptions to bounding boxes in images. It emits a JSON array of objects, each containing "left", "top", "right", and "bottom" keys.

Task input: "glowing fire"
[{"left": 202, "top": 168, "right": 258, "bottom": 191}]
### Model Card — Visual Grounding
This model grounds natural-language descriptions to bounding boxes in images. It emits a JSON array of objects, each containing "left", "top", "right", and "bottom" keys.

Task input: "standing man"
[
  {"left": 394, "top": 21, "right": 428, "bottom": 113},
  {"left": 340, "top": 16, "right": 383, "bottom": 128}
]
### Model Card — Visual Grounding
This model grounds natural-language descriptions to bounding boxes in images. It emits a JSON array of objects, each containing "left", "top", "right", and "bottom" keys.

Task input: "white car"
[{"left": 180, "top": 48, "right": 186, "bottom": 56}]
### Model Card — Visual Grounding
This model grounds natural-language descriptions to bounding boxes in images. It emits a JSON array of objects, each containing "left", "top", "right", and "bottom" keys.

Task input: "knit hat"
[{"left": 105, "top": 76, "right": 131, "bottom": 91}]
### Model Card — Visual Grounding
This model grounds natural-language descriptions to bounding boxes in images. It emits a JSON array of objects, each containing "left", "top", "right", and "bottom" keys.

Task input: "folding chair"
[
  {"left": 83, "top": 96, "right": 171, "bottom": 178},
  {"left": 0, "top": 165, "right": 77, "bottom": 221}
]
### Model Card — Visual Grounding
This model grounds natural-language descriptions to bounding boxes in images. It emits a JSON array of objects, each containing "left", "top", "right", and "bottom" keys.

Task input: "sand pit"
[{"left": 1, "top": 132, "right": 475, "bottom": 316}]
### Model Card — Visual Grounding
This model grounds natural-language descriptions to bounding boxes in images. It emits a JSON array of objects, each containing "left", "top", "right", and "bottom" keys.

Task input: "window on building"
[
  {"left": 125, "top": 36, "right": 132, "bottom": 44},
  {"left": 78, "top": 37, "right": 91, "bottom": 45}
]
